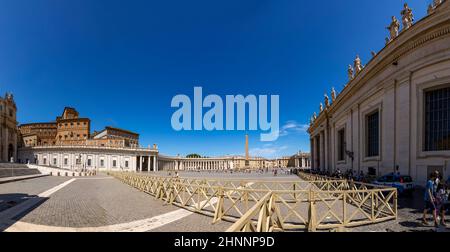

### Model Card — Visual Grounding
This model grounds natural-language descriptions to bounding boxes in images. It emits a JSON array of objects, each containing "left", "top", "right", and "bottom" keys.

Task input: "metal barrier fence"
[{"left": 107, "top": 171, "right": 397, "bottom": 232}]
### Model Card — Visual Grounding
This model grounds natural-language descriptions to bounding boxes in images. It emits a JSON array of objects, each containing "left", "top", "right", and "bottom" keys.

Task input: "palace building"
[
  {"left": 16, "top": 106, "right": 150, "bottom": 170},
  {"left": 308, "top": 1, "right": 450, "bottom": 185},
  {"left": 0, "top": 92, "right": 18, "bottom": 162},
  {"left": 18, "top": 107, "right": 139, "bottom": 149},
  {"left": 92, "top": 126, "right": 139, "bottom": 148},
  {"left": 18, "top": 107, "right": 90, "bottom": 147}
]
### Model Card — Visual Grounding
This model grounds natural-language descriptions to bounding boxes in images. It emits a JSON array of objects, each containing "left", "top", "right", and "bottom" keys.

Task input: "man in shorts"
[{"left": 423, "top": 173, "right": 438, "bottom": 226}]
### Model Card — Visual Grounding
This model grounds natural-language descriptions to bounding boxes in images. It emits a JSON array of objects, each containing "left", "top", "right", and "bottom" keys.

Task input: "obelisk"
[{"left": 245, "top": 134, "right": 250, "bottom": 167}]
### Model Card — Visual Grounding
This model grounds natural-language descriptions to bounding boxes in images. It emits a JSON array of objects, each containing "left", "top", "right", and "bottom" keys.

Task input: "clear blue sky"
[{"left": 0, "top": 0, "right": 430, "bottom": 158}]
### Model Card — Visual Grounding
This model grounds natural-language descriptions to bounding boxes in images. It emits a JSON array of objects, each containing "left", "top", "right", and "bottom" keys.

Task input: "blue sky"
[{"left": 0, "top": 0, "right": 430, "bottom": 158}]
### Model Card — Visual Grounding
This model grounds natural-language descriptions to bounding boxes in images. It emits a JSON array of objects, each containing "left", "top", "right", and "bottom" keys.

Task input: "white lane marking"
[
  {"left": 3, "top": 180, "right": 254, "bottom": 232},
  {"left": 5, "top": 208, "right": 193, "bottom": 232},
  {"left": 0, "top": 178, "right": 76, "bottom": 222},
  {"left": 5, "top": 197, "right": 218, "bottom": 232},
  {"left": 38, "top": 178, "right": 76, "bottom": 198}
]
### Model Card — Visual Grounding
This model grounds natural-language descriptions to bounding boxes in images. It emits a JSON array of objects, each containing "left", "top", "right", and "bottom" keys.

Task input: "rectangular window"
[
  {"left": 125, "top": 161, "right": 129, "bottom": 168},
  {"left": 87, "top": 159, "right": 92, "bottom": 166},
  {"left": 366, "top": 111, "right": 380, "bottom": 157},
  {"left": 100, "top": 159, "right": 104, "bottom": 167},
  {"left": 337, "top": 128, "right": 345, "bottom": 161},
  {"left": 424, "top": 87, "right": 450, "bottom": 151},
  {"left": 76, "top": 158, "right": 81, "bottom": 165},
  {"left": 113, "top": 160, "right": 117, "bottom": 168},
  {"left": 64, "top": 158, "right": 68, "bottom": 165},
  {"left": 53, "top": 158, "right": 57, "bottom": 165},
  {"left": 43, "top": 158, "right": 47, "bottom": 165}
]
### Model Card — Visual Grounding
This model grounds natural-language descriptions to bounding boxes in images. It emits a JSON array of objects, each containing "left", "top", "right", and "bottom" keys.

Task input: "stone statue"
[
  {"left": 354, "top": 55, "right": 363, "bottom": 74},
  {"left": 324, "top": 94, "right": 330, "bottom": 107},
  {"left": 429, "top": 0, "right": 443, "bottom": 14},
  {"left": 5, "top": 92, "right": 13, "bottom": 101},
  {"left": 434, "top": 0, "right": 442, "bottom": 7},
  {"left": 386, "top": 16, "right": 400, "bottom": 40},
  {"left": 313, "top": 112, "right": 317, "bottom": 120},
  {"left": 348, "top": 65, "right": 354, "bottom": 81},
  {"left": 371, "top": 51, "right": 377, "bottom": 57},
  {"left": 428, "top": 4, "right": 434, "bottom": 14},
  {"left": 401, "top": 3, "right": 414, "bottom": 30},
  {"left": 331, "top": 87, "right": 336, "bottom": 102},
  {"left": 319, "top": 103, "right": 323, "bottom": 112}
]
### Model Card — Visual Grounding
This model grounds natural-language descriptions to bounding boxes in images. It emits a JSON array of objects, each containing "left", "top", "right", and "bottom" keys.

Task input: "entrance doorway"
[
  {"left": 142, "top": 157, "right": 149, "bottom": 172},
  {"left": 8, "top": 144, "right": 14, "bottom": 162}
]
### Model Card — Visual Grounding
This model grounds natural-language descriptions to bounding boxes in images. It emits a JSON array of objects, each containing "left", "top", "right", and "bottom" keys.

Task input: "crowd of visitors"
[{"left": 306, "top": 168, "right": 371, "bottom": 182}]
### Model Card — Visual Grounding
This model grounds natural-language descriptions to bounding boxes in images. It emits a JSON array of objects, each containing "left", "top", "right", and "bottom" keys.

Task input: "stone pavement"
[
  {"left": 1, "top": 172, "right": 448, "bottom": 232},
  {"left": 0, "top": 174, "right": 231, "bottom": 232},
  {"left": 0, "top": 174, "right": 49, "bottom": 184},
  {"left": 349, "top": 189, "right": 449, "bottom": 232}
]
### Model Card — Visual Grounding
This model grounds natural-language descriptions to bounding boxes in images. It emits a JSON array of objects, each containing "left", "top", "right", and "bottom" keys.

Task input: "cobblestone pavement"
[
  {"left": 0, "top": 176, "right": 71, "bottom": 212},
  {"left": 18, "top": 177, "right": 179, "bottom": 227},
  {"left": 1, "top": 173, "right": 448, "bottom": 232},
  {"left": 349, "top": 189, "right": 449, "bottom": 232},
  {"left": 0, "top": 175, "right": 232, "bottom": 231}
]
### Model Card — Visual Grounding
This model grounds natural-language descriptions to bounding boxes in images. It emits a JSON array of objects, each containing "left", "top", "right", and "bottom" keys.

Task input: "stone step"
[
  {"left": 0, "top": 163, "right": 29, "bottom": 169},
  {"left": 0, "top": 168, "right": 41, "bottom": 178}
]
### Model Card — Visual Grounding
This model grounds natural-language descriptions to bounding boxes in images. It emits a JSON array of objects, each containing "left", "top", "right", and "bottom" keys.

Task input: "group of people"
[
  {"left": 309, "top": 168, "right": 369, "bottom": 182},
  {"left": 423, "top": 171, "right": 449, "bottom": 227}
]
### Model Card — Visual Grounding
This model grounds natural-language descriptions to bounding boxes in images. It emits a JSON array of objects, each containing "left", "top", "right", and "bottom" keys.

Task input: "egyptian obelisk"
[{"left": 245, "top": 134, "right": 250, "bottom": 167}]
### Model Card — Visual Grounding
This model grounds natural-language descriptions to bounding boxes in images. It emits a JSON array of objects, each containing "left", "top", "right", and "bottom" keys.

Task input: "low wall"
[{"left": 27, "top": 164, "right": 96, "bottom": 177}]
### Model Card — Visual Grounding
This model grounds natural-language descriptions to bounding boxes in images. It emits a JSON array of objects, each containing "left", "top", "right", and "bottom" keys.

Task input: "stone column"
[
  {"left": 138, "top": 156, "right": 142, "bottom": 172},
  {"left": 153, "top": 156, "right": 157, "bottom": 171},
  {"left": 147, "top": 156, "right": 151, "bottom": 172},
  {"left": 311, "top": 137, "right": 316, "bottom": 169},
  {"left": 320, "top": 131, "right": 325, "bottom": 171}
]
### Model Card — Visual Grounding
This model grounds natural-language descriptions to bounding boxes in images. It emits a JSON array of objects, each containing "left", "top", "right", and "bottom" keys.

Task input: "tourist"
[
  {"left": 435, "top": 182, "right": 448, "bottom": 226},
  {"left": 435, "top": 170, "right": 441, "bottom": 188},
  {"left": 422, "top": 173, "right": 438, "bottom": 226},
  {"left": 336, "top": 168, "right": 342, "bottom": 179},
  {"left": 394, "top": 166, "right": 401, "bottom": 180},
  {"left": 358, "top": 171, "right": 364, "bottom": 182}
]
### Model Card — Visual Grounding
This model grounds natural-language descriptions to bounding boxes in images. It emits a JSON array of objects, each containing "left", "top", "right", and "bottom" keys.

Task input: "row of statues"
[
  {"left": 311, "top": 87, "right": 337, "bottom": 123},
  {"left": 311, "top": 1, "right": 445, "bottom": 125},
  {"left": 347, "top": 55, "right": 363, "bottom": 82},
  {"left": 386, "top": 4, "right": 414, "bottom": 44}
]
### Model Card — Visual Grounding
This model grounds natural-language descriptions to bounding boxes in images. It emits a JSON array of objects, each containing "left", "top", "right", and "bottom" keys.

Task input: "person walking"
[
  {"left": 435, "top": 182, "right": 448, "bottom": 226},
  {"left": 423, "top": 173, "right": 438, "bottom": 226}
]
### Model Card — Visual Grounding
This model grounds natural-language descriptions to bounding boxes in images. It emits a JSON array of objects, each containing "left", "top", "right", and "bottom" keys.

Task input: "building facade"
[
  {"left": 158, "top": 153, "right": 311, "bottom": 171},
  {"left": 92, "top": 126, "right": 139, "bottom": 148},
  {"left": 0, "top": 92, "right": 18, "bottom": 162},
  {"left": 18, "top": 107, "right": 139, "bottom": 149},
  {"left": 18, "top": 145, "right": 158, "bottom": 172},
  {"left": 309, "top": 1, "right": 450, "bottom": 185}
]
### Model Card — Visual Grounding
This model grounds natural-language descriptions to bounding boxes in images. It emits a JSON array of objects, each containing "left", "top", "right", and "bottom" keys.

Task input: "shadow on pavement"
[{"left": 0, "top": 193, "right": 48, "bottom": 232}]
